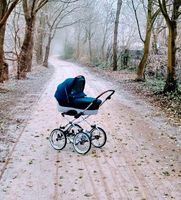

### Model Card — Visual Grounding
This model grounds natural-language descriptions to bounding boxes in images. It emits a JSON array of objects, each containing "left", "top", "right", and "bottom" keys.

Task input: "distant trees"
[
  {"left": 66, "top": 0, "right": 115, "bottom": 65},
  {"left": 83, "top": 7, "right": 96, "bottom": 63},
  {"left": 131, "top": 0, "right": 181, "bottom": 92},
  {"left": 0, "top": 0, "right": 81, "bottom": 81},
  {"left": 0, "top": 0, "right": 181, "bottom": 94},
  {"left": 42, "top": 1, "right": 80, "bottom": 67},
  {"left": 76, "top": 0, "right": 99, "bottom": 63},
  {"left": 100, "top": 1, "right": 114, "bottom": 61}
]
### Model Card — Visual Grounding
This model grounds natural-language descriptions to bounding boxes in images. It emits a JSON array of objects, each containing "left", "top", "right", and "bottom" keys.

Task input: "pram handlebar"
[
  {"left": 74, "top": 90, "right": 115, "bottom": 118},
  {"left": 94, "top": 90, "right": 115, "bottom": 102}
]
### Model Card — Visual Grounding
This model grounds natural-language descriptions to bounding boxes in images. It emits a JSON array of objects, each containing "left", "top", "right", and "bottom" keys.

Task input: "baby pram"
[{"left": 49, "top": 75, "right": 115, "bottom": 154}]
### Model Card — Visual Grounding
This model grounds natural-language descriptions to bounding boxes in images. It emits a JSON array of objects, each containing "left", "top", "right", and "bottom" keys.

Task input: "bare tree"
[
  {"left": 100, "top": 0, "right": 114, "bottom": 61},
  {"left": 35, "top": 10, "right": 46, "bottom": 65},
  {"left": 42, "top": 1, "right": 80, "bottom": 67},
  {"left": 5, "top": 5, "right": 23, "bottom": 62},
  {"left": 0, "top": 0, "right": 20, "bottom": 82},
  {"left": 17, "top": 0, "right": 48, "bottom": 79},
  {"left": 112, "top": 0, "right": 122, "bottom": 71},
  {"left": 84, "top": 19, "right": 95, "bottom": 63},
  {"left": 77, "top": 0, "right": 99, "bottom": 63},
  {"left": 158, "top": 0, "right": 181, "bottom": 92},
  {"left": 0, "top": 0, "right": 20, "bottom": 28},
  {"left": 132, "top": 0, "right": 160, "bottom": 81},
  {"left": 74, "top": 21, "right": 81, "bottom": 59}
]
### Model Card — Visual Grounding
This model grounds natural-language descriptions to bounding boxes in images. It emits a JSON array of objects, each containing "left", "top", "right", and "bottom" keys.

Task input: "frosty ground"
[{"left": 0, "top": 57, "right": 180, "bottom": 200}]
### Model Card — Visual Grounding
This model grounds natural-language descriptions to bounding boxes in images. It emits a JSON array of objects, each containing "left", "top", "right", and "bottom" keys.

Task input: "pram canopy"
[{"left": 55, "top": 76, "right": 102, "bottom": 112}]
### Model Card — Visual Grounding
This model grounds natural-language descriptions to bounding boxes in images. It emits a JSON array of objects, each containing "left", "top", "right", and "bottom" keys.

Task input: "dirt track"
[{"left": 0, "top": 57, "right": 180, "bottom": 200}]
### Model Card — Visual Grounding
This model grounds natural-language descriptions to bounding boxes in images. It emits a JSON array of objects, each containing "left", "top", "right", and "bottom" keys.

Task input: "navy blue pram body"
[{"left": 55, "top": 76, "right": 102, "bottom": 115}]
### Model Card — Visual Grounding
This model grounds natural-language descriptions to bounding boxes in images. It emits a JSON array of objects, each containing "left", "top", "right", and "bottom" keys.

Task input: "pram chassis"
[{"left": 49, "top": 90, "right": 115, "bottom": 154}]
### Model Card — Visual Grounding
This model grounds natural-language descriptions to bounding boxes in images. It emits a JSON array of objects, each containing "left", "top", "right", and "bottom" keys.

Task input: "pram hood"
[{"left": 55, "top": 75, "right": 86, "bottom": 106}]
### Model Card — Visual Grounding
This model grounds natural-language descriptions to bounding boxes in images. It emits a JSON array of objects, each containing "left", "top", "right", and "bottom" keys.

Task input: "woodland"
[
  {"left": 0, "top": 0, "right": 181, "bottom": 111},
  {"left": 0, "top": 1, "right": 181, "bottom": 199}
]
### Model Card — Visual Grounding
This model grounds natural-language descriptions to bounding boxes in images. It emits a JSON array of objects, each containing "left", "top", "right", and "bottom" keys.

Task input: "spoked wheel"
[
  {"left": 73, "top": 132, "right": 91, "bottom": 154},
  {"left": 67, "top": 124, "right": 82, "bottom": 143},
  {"left": 49, "top": 129, "right": 67, "bottom": 150},
  {"left": 90, "top": 127, "right": 107, "bottom": 148}
]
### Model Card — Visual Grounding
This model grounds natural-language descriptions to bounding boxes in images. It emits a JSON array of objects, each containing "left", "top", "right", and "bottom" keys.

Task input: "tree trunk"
[
  {"left": 36, "top": 12, "right": 45, "bottom": 65},
  {"left": 164, "top": 22, "right": 178, "bottom": 92},
  {"left": 112, "top": 0, "right": 122, "bottom": 71},
  {"left": 36, "top": 33, "right": 43, "bottom": 65},
  {"left": 76, "top": 30, "right": 80, "bottom": 60},
  {"left": 101, "top": 36, "right": 106, "bottom": 61},
  {"left": 101, "top": 28, "right": 107, "bottom": 61},
  {"left": 76, "top": 35, "right": 80, "bottom": 60},
  {"left": 122, "top": 49, "right": 129, "bottom": 67},
  {"left": 18, "top": 17, "right": 35, "bottom": 79},
  {"left": 152, "top": 30, "right": 159, "bottom": 54},
  {"left": 136, "top": 0, "right": 154, "bottom": 81},
  {"left": 136, "top": 27, "right": 152, "bottom": 81},
  {"left": 0, "top": 25, "right": 8, "bottom": 82},
  {"left": 75, "top": 23, "right": 81, "bottom": 60},
  {"left": 43, "top": 35, "right": 51, "bottom": 68},
  {"left": 158, "top": 0, "right": 181, "bottom": 93},
  {"left": 0, "top": 1, "right": 8, "bottom": 82},
  {"left": 88, "top": 36, "right": 92, "bottom": 63},
  {"left": 105, "top": 44, "right": 112, "bottom": 63}
]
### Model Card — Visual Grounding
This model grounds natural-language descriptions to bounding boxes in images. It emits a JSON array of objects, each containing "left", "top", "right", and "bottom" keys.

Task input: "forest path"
[{"left": 0, "top": 57, "right": 180, "bottom": 200}]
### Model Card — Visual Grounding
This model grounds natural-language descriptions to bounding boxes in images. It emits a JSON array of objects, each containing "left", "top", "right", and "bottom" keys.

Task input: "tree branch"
[
  {"left": 0, "top": 0, "right": 20, "bottom": 28},
  {"left": 48, "top": 0, "right": 79, "bottom": 3},
  {"left": 158, "top": 0, "right": 171, "bottom": 25},
  {"left": 35, "top": 0, "right": 48, "bottom": 13},
  {"left": 150, "top": 8, "right": 160, "bottom": 29},
  {"left": 23, "top": 0, "right": 31, "bottom": 21},
  {"left": 55, "top": 19, "right": 80, "bottom": 29},
  {"left": 131, "top": 0, "right": 144, "bottom": 43}
]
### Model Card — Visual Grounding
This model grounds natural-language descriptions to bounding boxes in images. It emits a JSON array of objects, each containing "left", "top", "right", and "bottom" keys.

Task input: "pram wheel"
[
  {"left": 73, "top": 132, "right": 91, "bottom": 154},
  {"left": 49, "top": 129, "right": 67, "bottom": 150},
  {"left": 67, "top": 124, "right": 82, "bottom": 143},
  {"left": 90, "top": 127, "right": 107, "bottom": 148}
]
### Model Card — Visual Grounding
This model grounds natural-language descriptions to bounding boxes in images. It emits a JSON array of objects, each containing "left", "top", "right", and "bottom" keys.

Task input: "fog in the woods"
[
  {"left": 0, "top": 0, "right": 180, "bottom": 93},
  {"left": 0, "top": 1, "right": 181, "bottom": 199}
]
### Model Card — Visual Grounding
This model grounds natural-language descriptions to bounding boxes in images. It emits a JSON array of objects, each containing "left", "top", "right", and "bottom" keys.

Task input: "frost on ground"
[
  {"left": 0, "top": 59, "right": 180, "bottom": 200},
  {"left": 89, "top": 66, "right": 181, "bottom": 125},
  {"left": 0, "top": 65, "right": 54, "bottom": 165}
]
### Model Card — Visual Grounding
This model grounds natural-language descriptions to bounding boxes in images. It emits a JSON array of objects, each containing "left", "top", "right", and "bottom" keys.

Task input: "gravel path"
[{"left": 0, "top": 58, "right": 180, "bottom": 200}]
